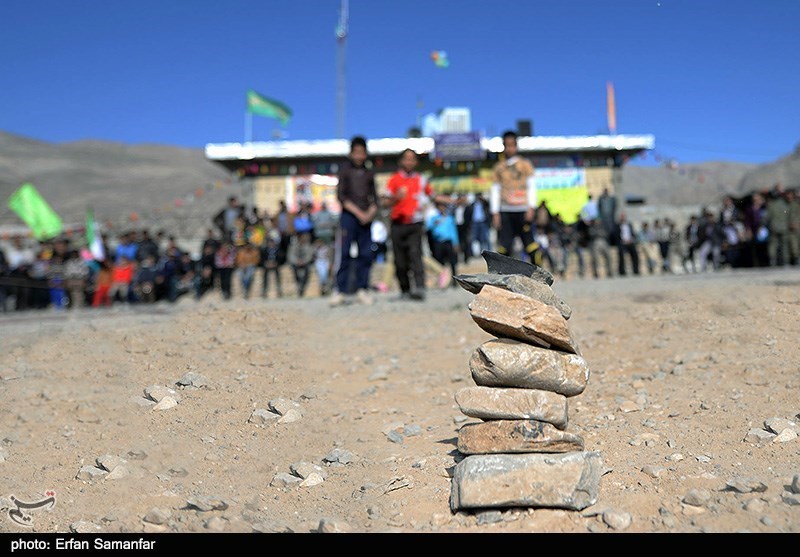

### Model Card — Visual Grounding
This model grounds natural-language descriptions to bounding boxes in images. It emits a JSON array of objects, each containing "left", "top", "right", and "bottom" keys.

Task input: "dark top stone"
[{"left": 481, "top": 250, "right": 554, "bottom": 286}]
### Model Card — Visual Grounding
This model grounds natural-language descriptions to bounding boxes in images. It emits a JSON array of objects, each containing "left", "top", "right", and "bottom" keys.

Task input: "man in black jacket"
[
  {"left": 613, "top": 212, "right": 639, "bottom": 276},
  {"left": 329, "top": 136, "right": 378, "bottom": 306}
]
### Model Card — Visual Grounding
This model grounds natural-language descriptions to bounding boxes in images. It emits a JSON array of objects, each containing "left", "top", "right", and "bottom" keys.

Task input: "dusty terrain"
[{"left": 1, "top": 263, "right": 799, "bottom": 535}]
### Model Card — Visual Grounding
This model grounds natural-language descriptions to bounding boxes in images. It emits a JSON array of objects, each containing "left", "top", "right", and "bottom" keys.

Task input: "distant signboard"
[{"left": 432, "top": 132, "right": 484, "bottom": 161}]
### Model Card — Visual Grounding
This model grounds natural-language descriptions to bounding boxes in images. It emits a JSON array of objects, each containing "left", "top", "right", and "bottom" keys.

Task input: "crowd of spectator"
[{"left": 1, "top": 182, "right": 797, "bottom": 313}]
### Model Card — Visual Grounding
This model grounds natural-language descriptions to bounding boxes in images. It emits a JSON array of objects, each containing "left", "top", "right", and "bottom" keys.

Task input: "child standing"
[
  {"left": 109, "top": 255, "right": 135, "bottom": 304},
  {"left": 259, "top": 236, "right": 284, "bottom": 298},
  {"left": 426, "top": 200, "right": 460, "bottom": 289},
  {"left": 287, "top": 232, "right": 315, "bottom": 298},
  {"left": 313, "top": 238, "right": 332, "bottom": 296},
  {"left": 92, "top": 260, "right": 113, "bottom": 307}
]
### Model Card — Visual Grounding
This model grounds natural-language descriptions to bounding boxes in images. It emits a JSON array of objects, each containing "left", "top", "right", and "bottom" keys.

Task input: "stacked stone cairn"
[{"left": 449, "top": 251, "right": 604, "bottom": 514}]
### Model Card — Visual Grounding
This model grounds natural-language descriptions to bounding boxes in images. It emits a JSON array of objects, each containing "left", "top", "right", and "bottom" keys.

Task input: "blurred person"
[
  {"left": 194, "top": 244, "right": 216, "bottom": 300},
  {"left": 46, "top": 239, "right": 68, "bottom": 310},
  {"left": 655, "top": 218, "right": 673, "bottom": 273},
  {"left": 201, "top": 228, "right": 221, "bottom": 254},
  {"left": 214, "top": 241, "right": 236, "bottom": 300},
  {"left": 720, "top": 213, "right": 746, "bottom": 268},
  {"left": 580, "top": 193, "right": 599, "bottom": 222},
  {"left": 235, "top": 241, "right": 261, "bottom": 299},
  {"left": 276, "top": 200, "right": 292, "bottom": 257},
  {"left": 28, "top": 247, "right": 51, "bottom": 309},
  {"left": 0, "top": 244, "right": 8, "bottom": 312},
  {"left": 637, "top": 221, "right": 658, "bottom": 274},
  {"left": 426, "top": 199, "right": 460, "bottom": 289},
  {"left": 535, "top": 225, "right": 556, "bottom": 274},
  {"left": 114, "top": 231, "right": 138, "bottom": 264},
  {"left": 744, "top": 192, "right": 769, "bottom": 267},
  {"left": 588, "top": 218, "right": 614, "bottom": 279},
  {"left": 134, "top": 255, "right": 158, "bottom": 304},
  {"left": 108, "top": 255, "right": 135, "bottom": 304},
  {"left": 697, "top": 209, "right": 723, "bottom": 272},
  {"left": 287, "top": 232, "right": 315, "bottom": 298},
  {"left": 330, "top": 135, "right": 378, "bottom": 307},
  {"left": 534, "top": 200, "right": 552, "bottom": 235},
  {"left": 786, "top": 189, "right": 800, "bottom": 265},
  {"left": 490, "top": 130, "right": 541, "bottom": 266},
  {"left": 293, "top": 203, "right": 315, "bottom": 238},
  {"left": 370, "top": 218, "right": 389, "bottom": 265},
  {"left": 383, "top": 148, "right": 437, "bottom": 301},
  {"left": 312, "top": 201, "right": 336, "bottom": 247},
  {"left": 214, "top": 196, "right": 244, "bottom": 242},
  {"left": 719, "top": 195, "right": 740, "bottom": 225},
  {"left": 555, "top": 219, "right": 578, "bottom": 280},
  {"left": 136, "top": 229, "right": 160, "bottom": 262},
  {"left": 314, "top": 237, "right": 332, "bottom": 296},
  {"left": 64, "top": 249, "right": 90, "bottom": 309},
  {"left": 465, "top": 192, "right": 491, "bottom": 258},
  {"left": 175, "top": 252, "right": 197, "bottom": 299},
  {"left": 598, "top": 187, "right": 618, "bottom": 243},
  {"left": 453, "top": 193, "right": 471, "bottom": 264},
  {"left": 259, "top": 236, "right": 284, "bottom": 299},
  {"left": 5, "top": 235, "right": 36, "bottom": 311},
  {"left": 684, "top": 214, "right": 701, "bottom": 273},
  {"left": 573, "top": 217, "right": 592, "bottom": 279},
  {"left": 91, "top": 259, "right": 114, "bottom": 307},
  {"left": 668, "top": 220, "right": 689, "bottom": 274},
  {"left": 766, "top": 183, "right": 789, "bottom": 267},
  {"left": 613, "top": 212, "right": 639, "bottom": 276},
  {"left": 154, "top": 247, "right": 180, "bottom": 302}
]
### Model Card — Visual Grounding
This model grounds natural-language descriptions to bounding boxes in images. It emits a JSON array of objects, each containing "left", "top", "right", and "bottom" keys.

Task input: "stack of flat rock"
[{"left": 449, "top": 251, "right": 604, "bottom": 514}]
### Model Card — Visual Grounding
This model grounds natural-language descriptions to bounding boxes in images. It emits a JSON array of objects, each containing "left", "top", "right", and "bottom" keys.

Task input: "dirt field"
[{"left": 1, "top": 263, "right": 799, "bottom": 534}]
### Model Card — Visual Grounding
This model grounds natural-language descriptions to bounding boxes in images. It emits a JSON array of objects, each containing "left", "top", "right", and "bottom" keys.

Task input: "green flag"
[
  {"left": 246, "top": 89, "right": 292, "bottom": 125},
  {"left": 7, "top": 183, "right": 63, "bottom": 240},
  {"left": 86, "top": 207, "right": 105, "bottom": 261}
]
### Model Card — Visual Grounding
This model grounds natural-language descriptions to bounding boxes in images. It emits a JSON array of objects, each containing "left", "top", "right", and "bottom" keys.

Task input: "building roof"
[{"left": 205, "top": 134, "right": 655, "bottom": 162}]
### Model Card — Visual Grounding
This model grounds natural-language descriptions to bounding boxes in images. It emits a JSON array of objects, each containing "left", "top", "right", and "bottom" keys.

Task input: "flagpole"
[{"left": 245, "top": 111, "right": 253, "bottom": 143}]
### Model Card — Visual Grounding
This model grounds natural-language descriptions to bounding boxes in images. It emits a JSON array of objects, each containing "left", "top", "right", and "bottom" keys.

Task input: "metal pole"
[
  {"left": 336, "top": 0, "right": 348, "bottom": 139},
  {"left": 245, "top": 111, "right": 253, "bottom": 143}
]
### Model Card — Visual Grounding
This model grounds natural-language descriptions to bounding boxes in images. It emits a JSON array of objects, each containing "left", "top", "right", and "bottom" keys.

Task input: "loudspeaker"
[{"left": 517, "top": 119, "right": 533, "bottom": 136}]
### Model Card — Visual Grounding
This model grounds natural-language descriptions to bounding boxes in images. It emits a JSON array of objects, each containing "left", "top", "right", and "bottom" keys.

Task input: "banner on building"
[{"left": 535, "top": 168, "right": 588, "bottom": 224}]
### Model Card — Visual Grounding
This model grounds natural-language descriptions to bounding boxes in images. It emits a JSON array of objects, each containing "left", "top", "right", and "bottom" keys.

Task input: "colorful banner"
[
  {"left": 288, "top": 175, "right": 341, "bottom": 213},
  {"left": 535, "top": 168, "right": 588, "bottom": 224}
]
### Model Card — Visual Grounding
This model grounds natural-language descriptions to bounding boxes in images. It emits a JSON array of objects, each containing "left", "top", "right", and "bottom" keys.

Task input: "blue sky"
[{"left": 1, "top": 0, "right": 798, "bottom": 165}]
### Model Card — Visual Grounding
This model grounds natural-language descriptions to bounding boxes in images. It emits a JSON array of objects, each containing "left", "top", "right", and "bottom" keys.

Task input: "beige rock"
[
  {"left": 449, "top": 451, "right": 604, "bottom": 511},
  {"left": 457, "top": 419, "right": 584, "bottom": 454},
  {"left": 468, "top": 285, "right": 581, "bottom": 354},
  {"left": 470, "top": 339, "right": 589, "bottom": 396},
  {"left": 455, "top": 386, "right": 568, "bottom": 429}
]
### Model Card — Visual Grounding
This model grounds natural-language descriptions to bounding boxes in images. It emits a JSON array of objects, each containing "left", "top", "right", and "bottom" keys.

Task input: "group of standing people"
[{"left": 209, "top": 195, "right": 336, "bottom": 301}]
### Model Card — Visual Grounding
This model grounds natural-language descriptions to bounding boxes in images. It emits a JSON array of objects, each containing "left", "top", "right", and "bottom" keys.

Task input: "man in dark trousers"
[
  {"left": 489, "top": 130, "right": 540, "bottom": 265},
  {"left": 598, "top": 187, "right": 618, "bottom": 244},
  {"left": 330, "top": 136, "right": 378, "bottom": 306},
  {"left": 465, "top": 192, "right": 491, "bottom": 258},
  {"left": 613, "top": 212, "right": 640, "bottom": 276}
]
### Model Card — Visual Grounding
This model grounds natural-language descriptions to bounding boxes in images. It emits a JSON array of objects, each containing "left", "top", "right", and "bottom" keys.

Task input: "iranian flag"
[{"left": 86, "top": 208, "right": 105, "bottom": 261}]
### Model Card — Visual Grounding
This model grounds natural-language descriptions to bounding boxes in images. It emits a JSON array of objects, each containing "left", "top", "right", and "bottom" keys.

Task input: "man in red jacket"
[{"left": 384, "top": 148, "right": 432, "bottom": 301}]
